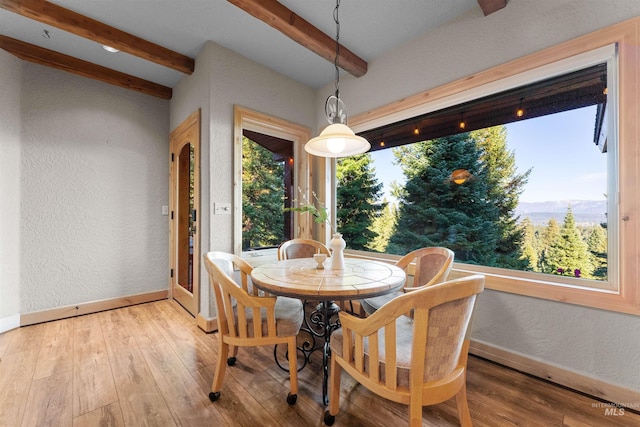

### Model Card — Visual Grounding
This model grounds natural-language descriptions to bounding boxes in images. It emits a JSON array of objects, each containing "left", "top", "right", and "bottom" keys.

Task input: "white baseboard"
[
  {"left": 470, "top": 339, "right": 640, "bottom": 407},
  {"left": 20, "top": 290, "right": 169, "bottom": 326},
  {"left": 0, "top": 313, "right": 20, "bottom": 334}
]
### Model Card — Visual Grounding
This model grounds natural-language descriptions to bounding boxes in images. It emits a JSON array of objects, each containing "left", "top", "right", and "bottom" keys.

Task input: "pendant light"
[
  {"left": 450, "top": 168, "right": 471, "bottom": 184},
  {"left": 304, "top": 0, "right": 370, "bottom": 158},
  {"left": 516, "top": 98, "right": 524, "bottom": 117}
]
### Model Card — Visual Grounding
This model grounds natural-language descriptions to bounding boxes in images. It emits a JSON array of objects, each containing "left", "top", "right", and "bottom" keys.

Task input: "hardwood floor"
[{"left": 0, "top": 299, "right": 637, "bottom": 426}]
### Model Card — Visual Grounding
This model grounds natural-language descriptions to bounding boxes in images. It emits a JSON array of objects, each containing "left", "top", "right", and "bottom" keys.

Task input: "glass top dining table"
[{"left": 250, "top": 257, "right": 406, "bottom": 405}]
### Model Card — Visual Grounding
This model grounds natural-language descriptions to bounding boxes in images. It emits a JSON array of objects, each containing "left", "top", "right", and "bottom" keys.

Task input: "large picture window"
[
  {"left": 344, "top": 33, "right": 640, "bottom": 315},
  {"left": 340, "top": 59, "right": 615, "bottom": 291}
]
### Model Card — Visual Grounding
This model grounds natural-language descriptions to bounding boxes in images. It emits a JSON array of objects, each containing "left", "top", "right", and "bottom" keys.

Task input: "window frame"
[
  {"left": 233, "top": 106, "right": 311, "bottom": 255},
  {"left": 347, "top": 19, "right": 640, "bottom": 315}
]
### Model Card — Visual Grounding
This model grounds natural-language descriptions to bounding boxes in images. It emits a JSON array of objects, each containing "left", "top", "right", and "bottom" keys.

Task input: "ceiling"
[{"left": 0, "top": 0, "right": 505, "bottom": 99}]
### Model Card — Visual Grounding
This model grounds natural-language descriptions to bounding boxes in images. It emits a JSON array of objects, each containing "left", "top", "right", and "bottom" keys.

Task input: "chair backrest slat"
[
  {"left": 368, "top": 332, "right": 380, "bottom": 383},
  {"left": 223, "top": 293, "right": 239, "bottom": 338},
  {"left": 354, "top": 334, "right": 365, "bottom": 373},
  {"left": 250, "top": 307, "right": 261, "bottom": 338},
  {"left": 210, "top": 274, "right": 230, "bottom": 336},
  {"left": 343, "top": 326, "right": 353, "bottom": 363},
  {"left": 384, "top": 322, "right": 397, "bottom": 389},
  {"left": 409, "top": 308, "right": 429, "bottom": 390}
]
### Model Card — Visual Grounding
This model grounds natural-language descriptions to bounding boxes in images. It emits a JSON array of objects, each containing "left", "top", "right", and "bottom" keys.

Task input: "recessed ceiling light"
[{"left": 102, "top": 45, "right": 119, "bottom": 53}]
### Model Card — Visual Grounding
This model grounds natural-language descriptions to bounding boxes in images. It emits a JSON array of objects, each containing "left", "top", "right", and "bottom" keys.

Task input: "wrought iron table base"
[{"left": 274, "top": 299, "right": 341, "bottom": 405}]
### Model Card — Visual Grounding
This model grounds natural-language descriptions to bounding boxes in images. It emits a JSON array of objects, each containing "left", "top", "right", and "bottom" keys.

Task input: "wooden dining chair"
[
  {"left": 278, "top": 238, "right": 331, "bottom": 260},
  {"left": 204, "top": 251, "right": 304, "bottom": 405},
  {"left": 324, "top": 274, "right": 485, "bottom": 427},
  {"left": 361, "top": 247, "right": 454, "bottom": 315}
]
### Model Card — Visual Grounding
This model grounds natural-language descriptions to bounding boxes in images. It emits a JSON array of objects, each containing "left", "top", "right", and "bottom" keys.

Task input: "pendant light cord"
[{"left": 333, "top": 0, "right": 341, "bottom": 100}]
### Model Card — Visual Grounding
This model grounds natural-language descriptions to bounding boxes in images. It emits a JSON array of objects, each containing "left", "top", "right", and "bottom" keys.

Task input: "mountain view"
[{"left": 515, "top": 200, "right": 607, "bottom": 225}]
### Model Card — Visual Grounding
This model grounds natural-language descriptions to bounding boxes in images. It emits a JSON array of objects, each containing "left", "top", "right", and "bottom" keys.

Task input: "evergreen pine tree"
[
  {"left": 538, "top": 218, "right": 560, "bottom": 273},
  {"left": 471, "top": 127, "right": 531, "bottom": 269},
  {"left": 241, "top": 137, "right": 285, "bottom": 250},
  {"left": 367, "top": 199, "right": 397, "bottom": 253},
  {"left": 546, "top": 207, "right": 593, "bottom": 278},
  {"left": 519, "top": 217, "right": 539, "bottom": 271},
  {"left": 587, "top": 224, "right": 608, "bottom": 279},
  {"left": 388, "top": 134, "right": 500, "bottom": 265},
  {"left": 336, "top": 154, "right": 385, "bottom": 251}
]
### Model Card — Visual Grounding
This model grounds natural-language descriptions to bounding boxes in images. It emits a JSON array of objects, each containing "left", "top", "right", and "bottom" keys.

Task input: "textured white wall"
[
  {"left": 0, "top": 50, "right": 22, "bottom": 331},
  {"left": 473, "top": 290, "right": 640, "bottom": 389},
  {"left": 332, "top": 0, "right": 640, "bottom": 391},
  {"left": 171, "top": 45, "right": 212, "bottom": 316},
  {"left": 171, "top": 42, "right": 316, "bottom": 318},
  {"left": 336, "top": 0, "right": 640, "bottom": 118},
  {"left": 205, "top": 40, "right": 316, "bottom": 252},
  {"left": 20, "top": 64, "right": 170, "bottom": 313}
]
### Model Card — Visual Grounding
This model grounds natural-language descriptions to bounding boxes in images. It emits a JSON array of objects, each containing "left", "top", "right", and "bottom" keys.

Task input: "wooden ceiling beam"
[
  {"left": 477, "top": 0, "right": 507, "bottom": 16},
  {"left": 0, "top": 35, "right": 172, "bottom": 99},
  {"left": 227, "top": 0, "right": 367, "bottom": 78},
  {"left": 0, "top": 0, "right": 194, "bottom": 74}
]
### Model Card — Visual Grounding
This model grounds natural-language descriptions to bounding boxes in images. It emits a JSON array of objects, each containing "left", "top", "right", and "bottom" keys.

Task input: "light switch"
[
  {"left": 161, "top": 205, "right": 169, "bottom": 215},
  {"left": 214, "top": 203, "right": 231, "bottom": 215}
]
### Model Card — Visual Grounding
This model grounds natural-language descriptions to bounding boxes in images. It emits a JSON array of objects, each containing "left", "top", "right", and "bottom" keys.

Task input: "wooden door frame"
[{"left": 169, "top": 109, "right": 201, "bottom": 317}]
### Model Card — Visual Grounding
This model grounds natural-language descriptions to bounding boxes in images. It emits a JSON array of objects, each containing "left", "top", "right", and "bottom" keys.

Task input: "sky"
[{"left": 369, "top": 105, "right": 608, "bottom": 204}]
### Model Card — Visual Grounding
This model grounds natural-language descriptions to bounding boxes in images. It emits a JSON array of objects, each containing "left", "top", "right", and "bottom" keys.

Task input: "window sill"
[{"left": 345, "top": 249, "right": 638, "bottom": 315}]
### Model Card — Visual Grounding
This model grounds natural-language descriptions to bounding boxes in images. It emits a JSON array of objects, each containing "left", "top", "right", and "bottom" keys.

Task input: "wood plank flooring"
[{"left": 0, "top": 299, "right": 638, "bottom": 426}]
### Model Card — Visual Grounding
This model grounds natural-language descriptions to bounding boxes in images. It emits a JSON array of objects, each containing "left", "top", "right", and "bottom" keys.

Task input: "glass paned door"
[{"left": 170, "top": 111, "right": 200, "bottom": 317}]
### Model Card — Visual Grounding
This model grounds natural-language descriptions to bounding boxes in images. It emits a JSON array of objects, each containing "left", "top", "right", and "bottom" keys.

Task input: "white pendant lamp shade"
[
  {"left": 305, "top": 123, "right": 371, "bottom": 158},
  {"left": 304, "top": 0, "right": 370, "bottom": 158}
]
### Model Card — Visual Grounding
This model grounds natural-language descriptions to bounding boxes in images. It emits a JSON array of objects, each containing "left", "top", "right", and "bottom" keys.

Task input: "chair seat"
[
  {"left": 360, "top": 290, "right": 403, "bottom": 315},
  {"left": 238, "top": 296, "right": 303, "bottom": 337},
  {"left": 274, "top": 296, "right": 304, "bottom": 336}
]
